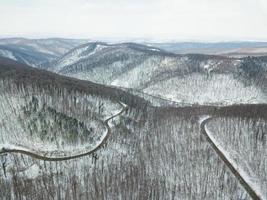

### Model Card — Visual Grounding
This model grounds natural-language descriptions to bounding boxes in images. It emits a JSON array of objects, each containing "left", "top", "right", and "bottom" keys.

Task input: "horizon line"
[{"left": 1, "top": 36, "right": 267, "bottom": 43}]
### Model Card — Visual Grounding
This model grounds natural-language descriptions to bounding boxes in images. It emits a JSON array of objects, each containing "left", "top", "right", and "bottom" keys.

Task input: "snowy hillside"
[
  {"left": 144, "top": 74, "right": 267, "bottom": 105},
  {"left": 49, "top": 42, "right": 170, "bottom": 76},
  {"left": 50, "top": 42, "right": 267, "bottom": 105}
]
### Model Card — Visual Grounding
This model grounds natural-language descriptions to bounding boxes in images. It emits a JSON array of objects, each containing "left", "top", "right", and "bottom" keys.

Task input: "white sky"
[{"left": 1, "top": 0, "right": 267, "bottom": 41}]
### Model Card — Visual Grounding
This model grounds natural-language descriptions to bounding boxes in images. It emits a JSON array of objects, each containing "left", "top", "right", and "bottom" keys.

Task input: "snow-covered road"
[
  {"left": 200, "top": 116, "right": 265, "bottom": 200},
  {"left": 0, "top": 101, "right": 127, "bottom": 161}
]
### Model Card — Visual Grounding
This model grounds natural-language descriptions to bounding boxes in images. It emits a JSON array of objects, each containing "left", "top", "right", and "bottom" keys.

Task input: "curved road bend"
[
  {"left": 200, "top": 117, "right": 262, "bottom": 200},
  {"left": 0, "top": 102, "right": 127, "bottom": 161}
]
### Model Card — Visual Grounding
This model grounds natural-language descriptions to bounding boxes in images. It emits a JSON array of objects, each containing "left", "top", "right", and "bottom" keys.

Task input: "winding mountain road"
[
  {"left": 200, "top": 116, "right": 263, "bottom": 200},
  {"left": 0, "top": 101, "right": 127, "bottom": 161}
]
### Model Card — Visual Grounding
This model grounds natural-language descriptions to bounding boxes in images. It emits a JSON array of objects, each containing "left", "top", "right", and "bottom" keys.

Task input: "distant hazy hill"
[
  {"left": 0, "top": 38, "right": 89, "bottom": 66},
  {"left": 148, "top": 42, "right": 267, "bottom": 57}
]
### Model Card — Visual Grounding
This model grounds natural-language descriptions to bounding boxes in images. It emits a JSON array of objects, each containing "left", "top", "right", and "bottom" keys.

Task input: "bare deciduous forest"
[{"left": 0, "top": 35, "right": 266, "bottom": 199}]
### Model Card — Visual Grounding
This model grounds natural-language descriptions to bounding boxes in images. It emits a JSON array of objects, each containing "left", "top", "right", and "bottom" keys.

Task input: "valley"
[{"left": 0, "top": 40, "right": 266, "bottom": 199}]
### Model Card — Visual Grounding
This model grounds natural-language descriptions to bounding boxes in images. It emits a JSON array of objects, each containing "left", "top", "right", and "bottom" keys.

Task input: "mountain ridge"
[{"left": 45, "top": 42, "right": 267, "bottom": 105}]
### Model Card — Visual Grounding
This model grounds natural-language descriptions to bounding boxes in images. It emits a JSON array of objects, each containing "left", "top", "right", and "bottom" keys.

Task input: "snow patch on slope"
[
  {"left": 0, "top": 50, "right": 16, "bottom": 60},
  {"left": 149, "top": 48, "right": 160, "bottom": 52}
]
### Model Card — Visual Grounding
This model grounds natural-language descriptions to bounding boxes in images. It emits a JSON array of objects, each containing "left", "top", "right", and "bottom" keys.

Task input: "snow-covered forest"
[
  {"left": 0, "top": 97, "right": 258, "bottom": 199},
  {"left": 0, "top": 41, "right": 266, "bottom": 199}
]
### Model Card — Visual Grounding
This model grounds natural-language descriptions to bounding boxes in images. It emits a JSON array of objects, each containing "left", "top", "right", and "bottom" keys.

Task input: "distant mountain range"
[
  {"left": 1, "top": 38, "right": 267, "bottom": 67},
  {"left": 148, "top": 42, "right": 267, "bottom": 57},
  {"left": 0, "top": 38, "right": 90, "bottom": 66}
]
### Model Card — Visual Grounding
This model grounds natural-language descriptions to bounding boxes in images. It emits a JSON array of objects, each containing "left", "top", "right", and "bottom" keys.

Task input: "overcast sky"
[{"left": 1, "top": 0, "right": 267, "bottom": 41}]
